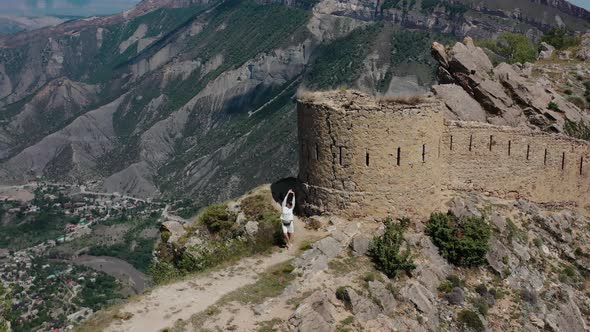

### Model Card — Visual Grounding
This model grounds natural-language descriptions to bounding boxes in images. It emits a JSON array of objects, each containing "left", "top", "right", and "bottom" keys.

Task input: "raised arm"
[
  {"left": 282, "top": 192, "right": 289, "bottom": 208},
  {"left": 291, "top": 192, "right": 296, "bottom": 207}
]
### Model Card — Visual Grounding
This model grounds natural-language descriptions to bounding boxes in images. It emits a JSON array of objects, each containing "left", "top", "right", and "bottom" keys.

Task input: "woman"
[{"left": 281, "top": 189, "right": 296, "bottom": 249}]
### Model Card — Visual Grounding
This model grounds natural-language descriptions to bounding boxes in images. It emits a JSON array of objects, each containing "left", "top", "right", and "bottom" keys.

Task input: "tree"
[
  {"left": 0, "top": 284, "right": 11, "bottom": 332},
  {"left": 541, "top": 28, "right": 580, "bottom": 50}
]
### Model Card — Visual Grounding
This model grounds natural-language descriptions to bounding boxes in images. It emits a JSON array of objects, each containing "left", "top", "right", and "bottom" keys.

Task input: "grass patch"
[
  {"left": 299, "top": 240, "right": 313, "bottom": 251},
  {"left": 256, "top": 318, "right": 283, "bottom": 332},
  {"left": 184, "top": 261, "right": 296, "bottom": 329},
  {"left": 328, "top": 256, "right": 358, "bottom": 275}
]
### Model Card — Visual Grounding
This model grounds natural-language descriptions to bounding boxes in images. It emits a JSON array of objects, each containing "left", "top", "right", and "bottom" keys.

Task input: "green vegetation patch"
[
  {"left": 368, "top": 218, "right": 416, "bottom": 278},
  {"left": 86, "top": 215, "right": 160, "bottom": 273},
  {"left": 565, "top": 120, "right": 590, "bottom": 141},
  {"left": 457, "top": 309, "right": 484, "bottom": 332},
  {"left": 426, "top": 212, "right": 491, "bottom": 267},
  {"left": 541, "top": 28, "right": 581, "bottom": 50},
  {"left": 304, "top": 23, "right": 381, "bottom": 89},
  {"left": 477, "top": 32, "right": 537, "bottom": 64},
  {"left": 0, "top": 190, "right": 79, "bottom": 250}
]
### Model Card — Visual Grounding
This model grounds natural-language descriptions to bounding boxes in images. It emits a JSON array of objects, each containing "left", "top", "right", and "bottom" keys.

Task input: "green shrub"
[
  {"left": 426, "top": 212, "right": 491, "bottom": 267},
  {"left": 438, "top": 275, "right": 464, "bottom": 293},
  {"left": 474, "top": 297, "right": 489, "bottom": 316},
  {"left": 457, "top": 309, "right": 484, "bottom": 332},
  {"left": 368, "top": 218, "right": 416, "bottom": 278},
  {"left": 541, "top": 28, "right": 580, "bottom": 50},
  {"left": 161, "top": 230, "right": 171, "bottom": 243},
  {"left": 150, "top": 261, "right": 184, "bottom": 284},
  {"left": 363, "top": 272, "right": 376, "bottom": 282},
  {"left": 477, "top": 32, "right": 537, "bottom": 64},
  {"left": 565, "top": 120, "right": 590, "bottom": 141},
  {"left": 438, "top": 280, "right": 454, "bottom": 293},
  {"left": 299, "top": 240, "right": 313, "bottom": 251},
  {"left": 199, "top": 204, "right": 237, "bottom": 235},
  {"left": 548, "top": 101, "right": 560, "bottom": 111},
  {"left": 336, "top": 286, "right": 352, "bottom": 310},
  {"left": 240, "top": 194, "right": 275, "bottom": 221}
]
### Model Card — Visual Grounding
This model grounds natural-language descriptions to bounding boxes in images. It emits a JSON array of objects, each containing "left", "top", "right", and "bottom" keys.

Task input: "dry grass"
[{"left": 378, "top": 95, "right": 426, "bottom": 105}]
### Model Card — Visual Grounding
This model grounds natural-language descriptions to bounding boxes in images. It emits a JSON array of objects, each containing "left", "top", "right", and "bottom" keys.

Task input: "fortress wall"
[
  {"left": 297, "top": 92, "right": 590, "bottom": 218},
  {"left": 298, "top": 97, "right": 447, "bottom": 217},
  {"left": 443, "top": 122, "right": 590, "bottom": 208}
]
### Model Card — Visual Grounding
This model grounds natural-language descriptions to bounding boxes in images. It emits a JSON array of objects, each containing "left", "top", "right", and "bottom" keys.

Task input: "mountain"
[
  {"left": 0, "top": 15, "right": 71, "bottom": 34},
  {"left": 0, "top": 0, "right": 140, "bottom": 17},
  {"left": 0, "top": 0, "right": 589, "bottom": 209}
]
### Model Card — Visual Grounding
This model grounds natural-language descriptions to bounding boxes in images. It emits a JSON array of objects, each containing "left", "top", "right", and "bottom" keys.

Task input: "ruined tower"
[{"left": 297, "top": 91, "right": 590, "bottom": 218}]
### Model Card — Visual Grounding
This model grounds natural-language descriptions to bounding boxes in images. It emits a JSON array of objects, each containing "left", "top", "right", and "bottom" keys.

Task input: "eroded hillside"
[{"left": 0, "top": 0, "right": 589, "bottom": 208}]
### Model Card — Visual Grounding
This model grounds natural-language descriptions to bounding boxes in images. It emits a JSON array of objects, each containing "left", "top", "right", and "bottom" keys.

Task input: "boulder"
[
  {"left": 414, "top": 236, "right": 452, "bottom": 293},
  {"left": 345, "top": 288, "right": 382, "bottom": 322},
  {"left": 576, "top": 33, "right": 590, "bottom": 61},
  {"left": 447, "top": 197, "right": 482, "bottom": 219},
  {"left": 544, "top": 289, "right": 588, "bottom": 332},
  {"left": 368, "top": 280, "right": 397, "bottom": 315},
  {"left": 401, "top": 282, "right": 438, "bottom": 325},
  {"left": 538, "top": 42, "right": 555, "bottom": 60},
  {"left": 245, "top": 220, "right": 258, "bottom": 236},
  {"left": 432, "top": 84, "right": 487, "bottom": 122},
  {"left": 350, "top": 233, "right": 372, "bottom": 257},
  {"left": 288, "top": 290, "right": 336, "bottom": 332},
  {"left": 161, "top": 221, "right": 186, "bottom": 244},
  {"left": 444, "top": 287, "right": 464, "bottom": 305}
]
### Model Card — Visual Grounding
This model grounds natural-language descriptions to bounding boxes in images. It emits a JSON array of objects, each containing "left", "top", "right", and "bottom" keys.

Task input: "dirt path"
[{"left": 104, "top": 219, "right": 314, "bottom": 332}]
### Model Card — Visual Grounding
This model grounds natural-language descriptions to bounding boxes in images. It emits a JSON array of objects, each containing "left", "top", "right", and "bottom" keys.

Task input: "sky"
[
  {"left": 569, "top": 0, "right": 590, "bottom": 10},
  {"left": 0, "top": 0, "right": 141, "bottom": 17},
  {"left": 0, "top": 0, "right": 587, "bottom": 17}
]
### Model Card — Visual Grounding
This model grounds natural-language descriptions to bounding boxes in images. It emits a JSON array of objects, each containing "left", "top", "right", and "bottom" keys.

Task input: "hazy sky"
[
  {"left": 0, "top": 0, "right": 587, "bottom": 17},
  {"left": 0, "top": 0, "right": 141, "bottom": 17},
  {"left": 569, "top": 0, "right": 590, "bottom": 10}
]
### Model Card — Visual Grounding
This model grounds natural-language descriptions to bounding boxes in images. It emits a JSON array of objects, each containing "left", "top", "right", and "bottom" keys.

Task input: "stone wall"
[
  {"left": 297, "top": 91, "right": 590, "bottom": 218},
  {"left": 444, "top": 121, "right": 590, "bottom": 207}
]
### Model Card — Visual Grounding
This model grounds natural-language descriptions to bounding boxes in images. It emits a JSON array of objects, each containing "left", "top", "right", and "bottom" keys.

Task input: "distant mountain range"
[
  {"left": 0, "top": 0, "right": 588, "bottom": 209},
  {"left": 0, "top": 0, "right": 140, "bottom": 17}
]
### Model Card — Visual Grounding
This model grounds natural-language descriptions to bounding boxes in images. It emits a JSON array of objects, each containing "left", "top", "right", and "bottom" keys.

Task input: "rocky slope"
[
  {"left": 0, "top": 0, "right": 589, "bottom": 208},
  {"left": 85, "top": 187, "right": 590, "bottom": 332},
  {"left": 431, "top": 36, "right": 590, "bottom": 133}
]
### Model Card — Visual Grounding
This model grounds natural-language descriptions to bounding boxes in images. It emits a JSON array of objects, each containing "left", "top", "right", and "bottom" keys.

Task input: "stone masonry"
[{"left": 297, "top": 90, "right": 590, "bottom": 218}]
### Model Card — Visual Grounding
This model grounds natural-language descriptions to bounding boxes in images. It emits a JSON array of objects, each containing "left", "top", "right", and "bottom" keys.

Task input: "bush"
[
  {"left": 457, "top": 309, "right": 484, "bottom": 332},
  {"left": 199, "top": 204, "right": 237, "bottom": 235},
  {"left": 541, "top": 28, "right": 580, "bottom": 50},
  {"left": 241, "top": 194, "right": 275, "bottom": 221},
  {"left": 368, "top": 218, "right": 416, "bottom": 278},
  {"left": 548, "top": 101, "right": 560, "bottom": 111},
  {"left": 438, "top": 275, "right": 464, "bottom": 293},
  {"left": 474, "top": 297, "right": 489, "bottom": 316},
  {"left": 150, "top": 261, "right": 183, "bottom": 285},
  {"left": 161, "top": 230, "right": 171, "bottom": 243},
  {"left": 477, "top": 32, "right": 537, "bottom": 64},
  {"left": 336, "top": 286, "right": 352, "bottom": 310},
  {"left": 426, "top": 212, "right": 491, "bottom": 267}
]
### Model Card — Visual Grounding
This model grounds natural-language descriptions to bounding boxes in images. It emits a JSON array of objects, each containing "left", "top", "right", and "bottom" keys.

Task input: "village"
[{"left": 0, "top": 181, "right": 188, "bottom": 332}]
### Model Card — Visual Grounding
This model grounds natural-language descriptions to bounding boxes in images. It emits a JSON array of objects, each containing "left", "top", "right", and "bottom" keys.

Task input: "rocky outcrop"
[
  {"left": 288, "top": 290, "right": 337, "bottom": 332},
  {"left": 431, "top": 38, "right": 590, "bottom": 133},
  {"left": 538, "top": 42, "right": 555, "bottom": 60},
  {"left": 577, "top": 32, "right": 590, "bottom": 61}
]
